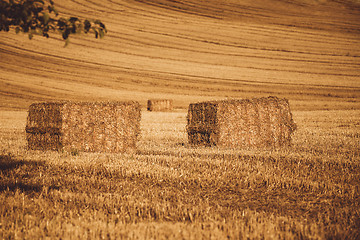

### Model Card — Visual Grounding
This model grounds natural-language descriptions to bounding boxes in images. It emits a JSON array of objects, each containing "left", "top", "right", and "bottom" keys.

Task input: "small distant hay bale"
[
  {"left": 26, "top": 101, "right": 141, "bottom": 153},
  {"left": 147, "top": 99, "right": 173, "bottom": 111},
  {"left": 186, "top": 96, "right": 297, "bottom": 148}
]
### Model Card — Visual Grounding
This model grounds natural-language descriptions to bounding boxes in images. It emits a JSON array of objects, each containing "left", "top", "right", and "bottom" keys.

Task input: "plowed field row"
[{"left": 0, "top": 0, "right": 359, "bottom": 110}]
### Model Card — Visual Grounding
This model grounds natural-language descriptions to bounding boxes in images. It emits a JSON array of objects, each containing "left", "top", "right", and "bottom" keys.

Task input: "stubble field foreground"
[
  {"left": 0, "top": 0, "right": 360, "bottom": 239},
  {"left": 0, "top": 109, "right": 359, "bottom": 239}
]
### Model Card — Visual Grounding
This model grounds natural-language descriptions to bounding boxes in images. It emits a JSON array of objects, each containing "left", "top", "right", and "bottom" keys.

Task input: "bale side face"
[
  {"left": 187, "top": 102, "right": 219, "bottom": 146},
  {"left": 216, "top": 100, "right": 250, "bottom": 147},
  {"left": 26, "top": 102, "right": 64, "bottom": 150},
  {"left": 187, "top": 97, "right": 296, "bottom": 148},
  {"left": 27, "top": 132, "right": 62, "bottom": 151},
  {"left": 61, "top": 101, "right": 141, "bottom": 153},
  {"left": 26, "top": 101, "right": 141, "bottom": 153},
  {"left": 147, "top": 99, "right": 173, "bottom": 111}
]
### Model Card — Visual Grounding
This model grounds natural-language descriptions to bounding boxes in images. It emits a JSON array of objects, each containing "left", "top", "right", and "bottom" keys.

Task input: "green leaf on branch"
[
  {"left": 33, "top": 0, "right": 45, "bottom": 4},
  {"left": 99, "top": 28, "right": 105, "bottom": 39},
  {"left": 84, "top": 20, "right": 91, "bottom": 33},
  {"left": 69, "top": 17, "right": 78, "bottom": 23},
  {"left": 1, "top": 0, "right": 107, "bottom": 45},
  {"left": 64, "top": 38, "right": 70, "bottom": 47},
  {"left": 100, "top": 22, "right": 106, "bottom": 31},
  {"left": 62, "top": 29, "right": 70, "bottom": 40},
  {"left": 42, "top": 12, "right": 49, "bottom": 24}
]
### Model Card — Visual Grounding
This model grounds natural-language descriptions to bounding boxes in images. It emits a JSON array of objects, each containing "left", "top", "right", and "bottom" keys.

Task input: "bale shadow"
[
  {"left": 0, "top": 154, "right": 50, "bottom": 194},
  {"left": 0, "top": 182, "right": 42, "bottom": 193},
  {"left": 0, "top": 154, "right": 45, "bottom": 170}
]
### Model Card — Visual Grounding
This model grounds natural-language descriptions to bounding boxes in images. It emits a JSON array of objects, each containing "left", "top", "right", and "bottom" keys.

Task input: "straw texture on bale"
[
  {"left": 26, "top": 101, "right": 141, "bottom": 153},
  {"left": 187, "top": 96, "right": 297, "bottom": 148},
  {"left": 147, "top": 99, "right": 173, "bottom": 111}
]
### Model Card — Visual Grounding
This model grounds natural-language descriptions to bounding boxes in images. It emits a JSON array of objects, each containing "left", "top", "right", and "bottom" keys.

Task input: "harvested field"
[
  {"left": 0, "top": 0, "right": 360, "bottom": 238},
  {"left": 0, "top": 0, "right": 359, "bottom": 111},
  {"left": 187, "top": 96, "right": 297, "bottom": 148},
  {"left": 1, "top": 109, "right": 360, "bottom": 239},
  {"left": 147, "top": 99, "right": 173, "bottom": 111},
  {"left": 26, "top": 101, "right": 140, "bottom": 153}
]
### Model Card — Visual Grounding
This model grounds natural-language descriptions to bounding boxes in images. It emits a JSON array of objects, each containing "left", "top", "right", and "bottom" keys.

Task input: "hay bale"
[
  {"left": 26, "top": 101, "right": 141, "bottom": 153},
  {"left": 186, "top": 96, "right": 297, "bottom": 148},
  {"left": 147, "top": 99, "right": 173, "bottom": 111}
]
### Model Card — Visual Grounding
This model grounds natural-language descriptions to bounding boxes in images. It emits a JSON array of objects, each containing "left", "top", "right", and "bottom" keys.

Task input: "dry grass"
[
  {"left": 0, "top": 108, "right": 359, "bottom": 239},
  {"left": 0, "top": 0, "right": 359, "bottom": 238}
]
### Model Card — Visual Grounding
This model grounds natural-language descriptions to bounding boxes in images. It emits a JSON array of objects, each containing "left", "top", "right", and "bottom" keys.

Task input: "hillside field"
[{"left": 0, "top": 0, "right": 360, "bottom": 239}]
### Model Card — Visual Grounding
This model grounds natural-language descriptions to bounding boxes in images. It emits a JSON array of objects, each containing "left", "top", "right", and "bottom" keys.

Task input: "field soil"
[
  {"left": 0, "top": 0, "right": 360, "bottom": 239},
  {"left": 0, "top": 0, "right": 359, "bottom": 111}
]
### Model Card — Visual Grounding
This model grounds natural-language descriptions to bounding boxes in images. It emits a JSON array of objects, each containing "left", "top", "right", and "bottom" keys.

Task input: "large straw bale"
[
  {"left": 187, "top": 96, "right": 297, "bottom": 148},
  {"left": 147, "top": 99, "right": 173, "bottom": 111},
  {"left": 26, "top": 101, "right": 141, "bottom": 153}
]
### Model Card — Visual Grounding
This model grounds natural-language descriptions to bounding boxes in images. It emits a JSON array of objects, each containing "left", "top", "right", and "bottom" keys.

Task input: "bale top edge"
[
  {"left": 147, "top": 99, "right": 173, "bottom": 102},
  {"left": 189, "top": 96, "right": 288, "bottom": 106},
  {"left": 29, "top": 100, "right": 141, "bottom": 107}
]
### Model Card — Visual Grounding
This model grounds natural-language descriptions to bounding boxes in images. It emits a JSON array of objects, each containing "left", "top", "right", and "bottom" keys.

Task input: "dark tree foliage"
[{"left": 0, "top": 0, "right": 107, "bottom": 45}]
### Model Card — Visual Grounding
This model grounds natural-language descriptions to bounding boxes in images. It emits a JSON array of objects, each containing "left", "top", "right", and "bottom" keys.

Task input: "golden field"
[{"left": 0, "top": 0, "right": 359, "bottom": 239}]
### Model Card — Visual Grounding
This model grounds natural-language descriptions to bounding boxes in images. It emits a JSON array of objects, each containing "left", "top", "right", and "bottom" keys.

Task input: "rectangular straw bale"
[
  {"left": 147, "top": 99, "right": 173, "bottom": 111},
  {"left": 26, "top": 101, "right": 141, "bottom": 153},
  {"left": 187, "top": 96, "right": 296, "bottom": 148}
]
